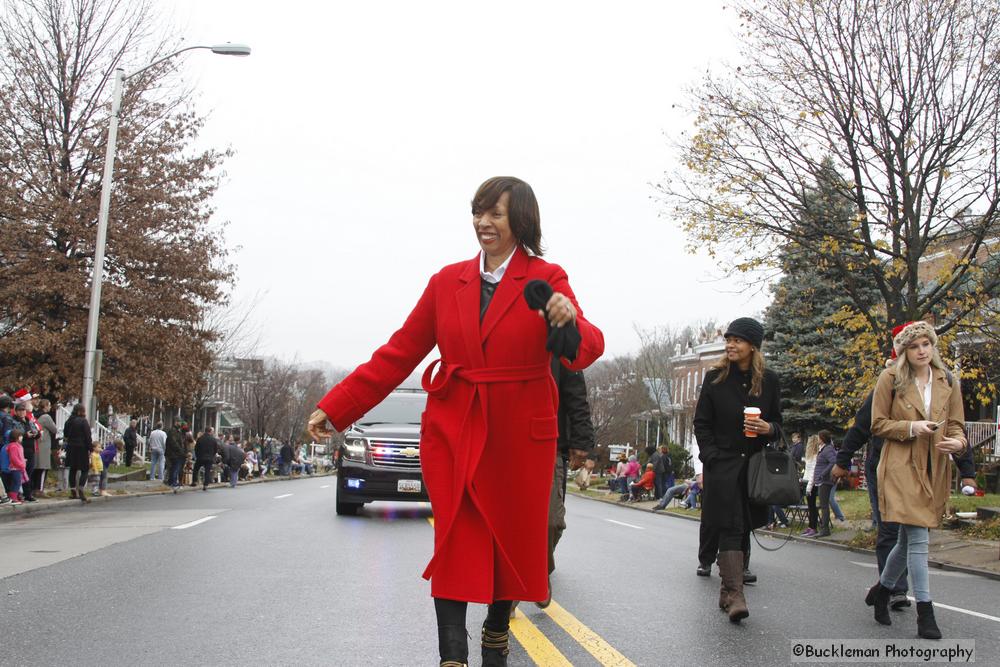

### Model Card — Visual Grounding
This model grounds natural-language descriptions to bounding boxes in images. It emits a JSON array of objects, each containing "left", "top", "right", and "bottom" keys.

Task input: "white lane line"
[
  {"left": 171, "top": 516, "right": 217, "bottom": 530},
  {"left": 274, "top": 493, "right": 293, "bottom": 499},
  {"left": 604, "top": 519, "right": 644, "bottom": 530},
  {"left": 907, "top": 598, "right": 1000, "bottom": 623},
  {"left": 320, "top": 485, "right": 330, "bottom": 489},
  {"left": 850, "top": 561, "right": 971, "bottom": 578}
]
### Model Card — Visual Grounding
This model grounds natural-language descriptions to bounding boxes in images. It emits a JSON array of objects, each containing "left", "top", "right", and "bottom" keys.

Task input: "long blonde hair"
[
  {"left": 892, "top": 340, "right": 948, "bottom": 390},
  {"left": 711, "top": 348, "right": 766, "bottom": 396},
  {"left": 805, "top": 434, "right": 820, "bottom": 460}
]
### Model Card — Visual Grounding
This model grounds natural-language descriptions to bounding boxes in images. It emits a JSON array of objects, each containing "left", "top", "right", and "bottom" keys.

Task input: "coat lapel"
[
  {"left": 455, "top": 257, "right": 486, "bottom": 367},
  {"left": 480, "top": 247, "right": 529, "bottom": 344}
]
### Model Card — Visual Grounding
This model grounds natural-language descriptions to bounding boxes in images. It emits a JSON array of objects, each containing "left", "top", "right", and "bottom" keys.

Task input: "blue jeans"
[
  {"left": 655, "top": 483, "right": 688, "bottom": 509},
  {"left": 829, "top": 487, "right": 845, "bottom": 521},
  {"left": 228, "top": 468, "right": 238, "bottom": 488},
  {"left": 684, "top": 488, "right": 699, "bottom": 509},
  {"left": 149, "top": 450, "right": 164, "bottom": 480},
  {"left": 880, "top": 524, "right": 930, "bottom": 602},
  {"left": 867, "top": 453, "right": 907, "bottom": 593},
  {"left": 768, "top": 505, "right": 788, "bottom": 525}
]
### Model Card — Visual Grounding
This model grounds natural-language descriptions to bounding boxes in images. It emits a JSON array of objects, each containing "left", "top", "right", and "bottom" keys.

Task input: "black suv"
[{"left": 335, "top": 388, "right": 427, "bottom": 515}]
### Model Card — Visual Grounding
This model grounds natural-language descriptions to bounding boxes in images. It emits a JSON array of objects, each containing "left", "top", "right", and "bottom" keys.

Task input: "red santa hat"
[{"left": 12, "top": 388, "right": 34, "bottom": 404}]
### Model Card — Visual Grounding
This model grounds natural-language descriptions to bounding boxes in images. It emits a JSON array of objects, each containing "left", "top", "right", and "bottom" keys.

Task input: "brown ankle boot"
[{"left": 718, "top": 551, "right": 749, "bottom": 622}]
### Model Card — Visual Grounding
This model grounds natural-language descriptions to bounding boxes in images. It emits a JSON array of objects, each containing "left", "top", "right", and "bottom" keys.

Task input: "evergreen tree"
[{"left": 764, "top": 159, "right": 880, "bottom": 433}]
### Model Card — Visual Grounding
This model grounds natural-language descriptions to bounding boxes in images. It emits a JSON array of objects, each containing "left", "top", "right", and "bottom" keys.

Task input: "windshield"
[{"left": 357, "top": 392, "right": 426, "bottom": 426}]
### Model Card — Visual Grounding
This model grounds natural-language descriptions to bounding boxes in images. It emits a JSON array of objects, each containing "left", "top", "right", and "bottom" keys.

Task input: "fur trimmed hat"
[{"left": 891, "top": 321, "right": 937, "bottom": 359}]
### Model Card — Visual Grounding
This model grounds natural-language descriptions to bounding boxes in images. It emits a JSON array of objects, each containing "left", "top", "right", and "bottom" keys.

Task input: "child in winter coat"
[
  {"left": 88, "top": 441, "right": 104, "bottom": 498},
  {"left": 5, "top": 429, "right": 27, "bottom": 504}
]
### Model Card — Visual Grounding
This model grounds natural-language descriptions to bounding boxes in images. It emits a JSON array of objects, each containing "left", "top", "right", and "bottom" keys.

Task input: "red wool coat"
[{"left": 317, "top": 247, "right": 604, "bottom": 603}]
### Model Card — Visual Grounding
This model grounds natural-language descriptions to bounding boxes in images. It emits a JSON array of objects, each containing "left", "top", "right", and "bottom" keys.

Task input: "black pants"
[
  {"left": 807, "top": 486, "right": 819, "bottom": 530},
  {"left": 31, "top": 467, "right": 47, "bottom": 493},
  {"left": 699, "top": 522, "right": 751, "bottom": 568},
  {"left": 124, "top": 445, "right": 135, "bottom": 467},
  {"left": 192, "top": 459, "right": 213, "bottom": 487}
]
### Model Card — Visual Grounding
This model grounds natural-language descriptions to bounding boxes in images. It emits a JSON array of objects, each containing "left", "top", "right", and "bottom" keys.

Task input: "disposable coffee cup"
[{"left": 744, "top": 407, "right": 761, "bottom": 438}]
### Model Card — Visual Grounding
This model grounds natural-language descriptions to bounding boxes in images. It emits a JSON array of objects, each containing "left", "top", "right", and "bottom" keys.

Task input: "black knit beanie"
[{"left": 724, "top": 317, "right": 764, "bottom": 350}]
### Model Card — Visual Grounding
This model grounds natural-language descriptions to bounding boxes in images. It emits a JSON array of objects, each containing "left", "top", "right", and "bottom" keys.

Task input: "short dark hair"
[
  {"left": 471, "top": 176, "right": 543, "bottom": 256},
  {"left": 72, "top": 403, "right": 86, "bottom": 417},
  {"left": 9, "top": 428, "right": 24, "bottom": 441},
  {"left": 818, "top": 430, "right": 833, "bottom": 444}
]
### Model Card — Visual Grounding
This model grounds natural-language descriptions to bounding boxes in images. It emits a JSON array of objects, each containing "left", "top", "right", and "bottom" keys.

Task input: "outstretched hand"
[{"left": 307, "top": 409, "right": 333, "bottom": 442}]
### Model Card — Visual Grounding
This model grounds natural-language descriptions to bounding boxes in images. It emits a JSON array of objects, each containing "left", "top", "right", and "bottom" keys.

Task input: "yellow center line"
[
  {"left": 425, "top": 515, "right": 627, "bottom": 666},
  {"left": 510, "top": 608, "right": 573, "bottom": 666},
  {"left": 543, "top": 599, "right": 637, "bottom": 667}
]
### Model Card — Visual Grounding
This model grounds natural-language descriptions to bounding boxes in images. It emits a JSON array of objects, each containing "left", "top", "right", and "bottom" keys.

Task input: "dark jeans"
[
  {"left": 866, "top": 454, "right": 907, "bottom": 593},
  {"left": 124, "top": 445, "right": 135, "bottom": 467},
  {"left": 768, "top": 505, "right": 788, "bottom": 525},
  {"left": 192, "top": 459, "right": 213, "bottom": 487},
  {"left": 166, "top": 458, "right": 184, "bottom": 487},
  {"left": 818, "top": 484, "right": 834, "bottom": 532},
  {"left": 20, "top": 456, "right": 34, "bottom": 500}
]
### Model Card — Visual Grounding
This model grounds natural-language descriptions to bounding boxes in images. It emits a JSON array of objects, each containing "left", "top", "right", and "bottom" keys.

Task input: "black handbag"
[{"left": 747, "top": 426, "right": 801, "bottom": 506}]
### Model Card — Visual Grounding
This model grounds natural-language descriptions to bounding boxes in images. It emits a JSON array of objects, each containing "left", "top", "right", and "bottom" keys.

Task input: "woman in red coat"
[{"left": 308, "top": 176, "right": 603, "bottom": 666}]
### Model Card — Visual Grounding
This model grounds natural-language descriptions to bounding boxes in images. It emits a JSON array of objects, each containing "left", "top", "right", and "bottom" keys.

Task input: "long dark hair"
[{"left": 710, "top": 348, "right": 766, "bottom": 397}]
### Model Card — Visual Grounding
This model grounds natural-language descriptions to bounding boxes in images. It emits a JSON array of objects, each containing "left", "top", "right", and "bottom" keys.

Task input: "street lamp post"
[{"left": 81, "top": 43, "right": 250, "bottom": 419}]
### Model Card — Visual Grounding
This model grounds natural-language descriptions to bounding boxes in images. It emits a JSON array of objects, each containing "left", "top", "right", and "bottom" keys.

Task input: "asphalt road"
[{"left": 2, "top": 478, "right": 997, "bottom": 666}]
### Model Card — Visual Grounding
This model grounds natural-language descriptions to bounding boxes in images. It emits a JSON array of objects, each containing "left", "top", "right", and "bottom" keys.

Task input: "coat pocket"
[{"left": 530, "top": 416, "right": 559, "bottom": 441}]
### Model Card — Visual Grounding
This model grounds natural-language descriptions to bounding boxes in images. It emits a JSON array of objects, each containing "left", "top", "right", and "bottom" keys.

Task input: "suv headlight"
[{"left": 344, "top": 438, "right": 367, "bottom": 462}]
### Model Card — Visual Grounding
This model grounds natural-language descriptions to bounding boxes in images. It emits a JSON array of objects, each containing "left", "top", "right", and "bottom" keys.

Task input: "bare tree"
[
  {"left": 585, "top": 356, "right": 654, "bottom": 449},
  {"left": 660, "top": 0, "right": 1000, "bottom": 348}
]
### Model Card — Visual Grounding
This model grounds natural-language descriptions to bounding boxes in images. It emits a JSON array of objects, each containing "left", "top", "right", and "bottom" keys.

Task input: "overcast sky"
[{"left": 165, "top": 0, "right": 769, "bottom": 371}]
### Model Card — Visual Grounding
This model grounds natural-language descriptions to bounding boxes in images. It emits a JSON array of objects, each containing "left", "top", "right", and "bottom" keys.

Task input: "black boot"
[
  {"left": 872, "top": 584, "right": 892, "bottom": 626},
  {"left": 437, "top": 624, "right": 468, "bottom": 666},
  {"left": 481, "top": 625, "right": 510, "bottom": 667},
  {"left": 916, "top": 601, "right": 942, "bottom": 640}
]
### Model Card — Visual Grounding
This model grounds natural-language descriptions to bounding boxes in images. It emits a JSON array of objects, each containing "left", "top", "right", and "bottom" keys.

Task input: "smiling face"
[
  {"left": 473, "top": 191, "right": 517, "bottom": 264},
  {"left": 905, "top": 336, "right": 934, "bottom": 371},
  {"left": 724, "top": 335, "right": 754, "bottom": 366}
]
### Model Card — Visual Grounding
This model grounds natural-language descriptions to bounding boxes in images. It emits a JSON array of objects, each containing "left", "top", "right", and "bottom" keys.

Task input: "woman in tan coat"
[{"left": 869, "top": 321, "right": 967, "bottom": 639}]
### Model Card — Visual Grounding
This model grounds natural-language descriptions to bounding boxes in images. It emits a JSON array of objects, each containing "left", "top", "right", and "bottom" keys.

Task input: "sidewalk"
[
  {"left": 0, "top": 470, "right": 335, "bottom": 523},
  {"left": 569, "top": 487, "right": 1000, "bottom": 582}
]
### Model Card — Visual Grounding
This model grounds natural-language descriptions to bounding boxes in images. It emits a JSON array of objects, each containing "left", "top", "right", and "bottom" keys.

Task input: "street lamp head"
[{"left": 210, "top": 43, "right": 251, "bottom": 57}]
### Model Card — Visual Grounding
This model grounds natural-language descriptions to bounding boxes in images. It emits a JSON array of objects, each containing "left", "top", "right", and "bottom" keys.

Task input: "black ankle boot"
[
  {"left": 481, "top": 624, "right": 509, "bottom": 667},
  {"left": 916, "top": 601, "right": 942, "bottom": 639},
  {"left": 873, "top": 584, "right": 892, "bottom": 626},
  {"left": 438, "top": 624, "right": 468, "bottom": 666}
]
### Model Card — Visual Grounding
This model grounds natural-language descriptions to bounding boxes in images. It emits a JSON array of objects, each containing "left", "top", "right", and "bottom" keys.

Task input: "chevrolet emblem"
[{"left": 399, "top": 447, "right": 420, "bottom": 458}]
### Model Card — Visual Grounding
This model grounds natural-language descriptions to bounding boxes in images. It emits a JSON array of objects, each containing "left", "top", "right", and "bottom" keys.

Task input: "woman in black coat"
[
  {"left": 694, "top": 317, "right": 782, "bottom": 623},
  {"left": 62, "top": 403, "right": 92, "bottom": 503}
]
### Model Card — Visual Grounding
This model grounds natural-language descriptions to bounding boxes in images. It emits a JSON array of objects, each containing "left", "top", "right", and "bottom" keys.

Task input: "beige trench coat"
[{"left": 871, "top": 366, "right": 966, "bottom": 528}]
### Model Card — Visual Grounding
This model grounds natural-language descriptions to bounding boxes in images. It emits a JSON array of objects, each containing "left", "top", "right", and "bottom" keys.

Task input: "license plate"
[{"left": 397, "top": 479, "right": 422, "bottom": 493}]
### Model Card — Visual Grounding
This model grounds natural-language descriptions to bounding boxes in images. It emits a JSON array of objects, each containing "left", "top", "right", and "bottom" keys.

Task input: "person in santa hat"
[{"left": 867, "top": 321, "right": 969, "bottom": 640}]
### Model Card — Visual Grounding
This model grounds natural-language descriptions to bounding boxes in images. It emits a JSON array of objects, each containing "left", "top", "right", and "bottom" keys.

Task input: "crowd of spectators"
[{"left": 1, "top": 388, "right": 328, "bottom": 505}]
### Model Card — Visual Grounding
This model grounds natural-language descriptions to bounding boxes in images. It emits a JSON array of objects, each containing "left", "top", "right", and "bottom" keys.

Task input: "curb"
[
  {"left": 568, "top": 489, "right": 1000, "bottom": 583},
  {"left": 0, "top": 471, "right": 336, "bottom": 523}
]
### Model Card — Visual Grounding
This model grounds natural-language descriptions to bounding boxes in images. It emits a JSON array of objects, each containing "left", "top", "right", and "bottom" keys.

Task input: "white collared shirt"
[
  {"left": 479, "top": 247, "right": 516, "bottom": 284},
  {"left": 920, "top": 366, "right": 933, "bottom": 417}
]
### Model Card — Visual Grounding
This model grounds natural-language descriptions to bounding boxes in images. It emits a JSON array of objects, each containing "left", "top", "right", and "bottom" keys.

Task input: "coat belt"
[{"left": 421, "top": 359, "right": 551, "bottom": 397}]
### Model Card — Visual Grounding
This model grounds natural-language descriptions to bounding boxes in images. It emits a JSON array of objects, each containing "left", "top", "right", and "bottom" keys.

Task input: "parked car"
[{"left": 335, "top": 388, "right": 427, "bottom": 515}]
